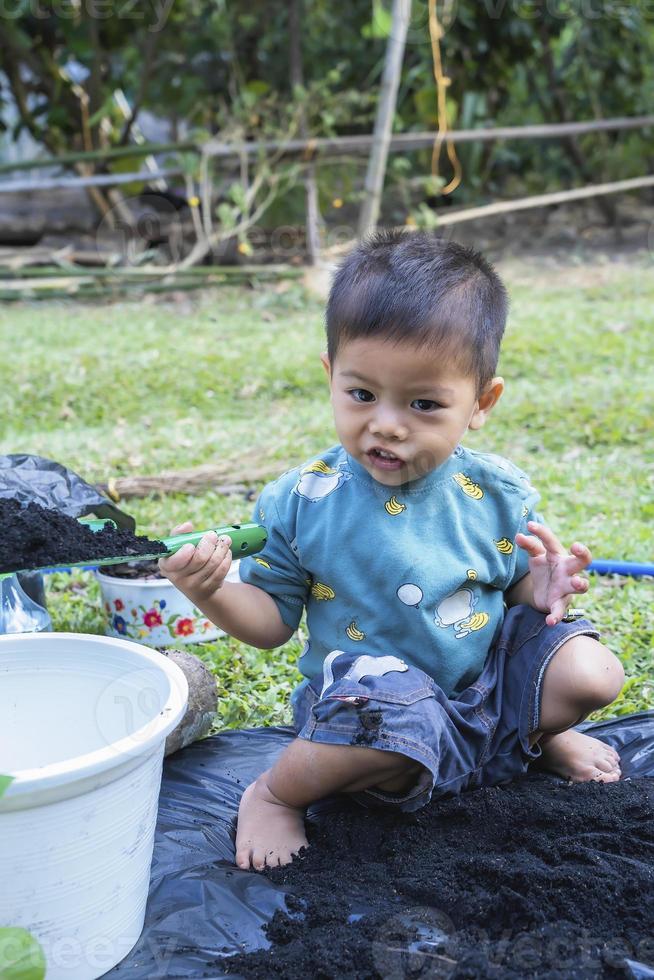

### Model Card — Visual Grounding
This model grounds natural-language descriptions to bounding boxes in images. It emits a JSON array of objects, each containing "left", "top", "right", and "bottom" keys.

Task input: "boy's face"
[{"left": 321, "top": 337, "right": 503, "bottom": 487}]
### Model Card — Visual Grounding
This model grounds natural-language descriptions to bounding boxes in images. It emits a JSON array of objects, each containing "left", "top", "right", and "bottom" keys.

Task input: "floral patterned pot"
[{"left": 96, "top": 561, "right": 240, "bottom": 646}]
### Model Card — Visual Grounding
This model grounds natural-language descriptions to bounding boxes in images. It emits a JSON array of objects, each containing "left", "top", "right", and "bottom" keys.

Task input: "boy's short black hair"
[{"left": 326, "top": 230, "right": 508, "bottom": 392}]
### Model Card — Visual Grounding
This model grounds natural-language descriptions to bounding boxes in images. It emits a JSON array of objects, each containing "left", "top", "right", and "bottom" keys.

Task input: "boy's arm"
[
  {"left": 507, "top": 521, "right": 591, "bottom": 627},
  {"left": 187, "top": 579, "right": 295, "bottom": 649},
  {"left": 159, "top": 525, "right": 295, "bottom": 649}
]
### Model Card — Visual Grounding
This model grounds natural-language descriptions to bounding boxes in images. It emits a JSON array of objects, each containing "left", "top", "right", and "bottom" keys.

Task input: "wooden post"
[
  {"left": 358, "top": 0, "right": 411, "bottom": 239},
  {"left": 289, "top": 0, "right": 322, "bottom": 264}
]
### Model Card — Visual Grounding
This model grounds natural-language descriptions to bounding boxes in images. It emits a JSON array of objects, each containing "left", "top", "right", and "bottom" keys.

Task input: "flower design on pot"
[
  {"left": 98, "top": 572, "right": 232, "bottom": 645},
  {"left": 143, "top": 608, "right": 163, "bottom": 628},
  {"left": 175, "top": 617, "right": 195, "bottom": 637},
  {"left": 113, "top": 615, "right": 127, "bottom": 634}
]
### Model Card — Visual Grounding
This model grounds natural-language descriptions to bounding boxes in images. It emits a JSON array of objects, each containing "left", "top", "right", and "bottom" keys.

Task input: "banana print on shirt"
[
  {"left": 311, "top": 582, "right": 336, "bottom": 601},
  {"left": 384, "top": 495, "right": 406, "bottom": 515},
  {"left": 452, "top": 472, "right": 484, "bottom": 499},
  {"left": 346, "top": 620, "right": 365, "bottom": 641}
]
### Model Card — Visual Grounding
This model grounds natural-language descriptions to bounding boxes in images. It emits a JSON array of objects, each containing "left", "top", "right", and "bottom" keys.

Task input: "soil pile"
[
  {"left": 226, "top": 776, "right": 654, "bottom": 979},
  {"left": 0, "top": 497, "right": 166, "bottom": 573}
]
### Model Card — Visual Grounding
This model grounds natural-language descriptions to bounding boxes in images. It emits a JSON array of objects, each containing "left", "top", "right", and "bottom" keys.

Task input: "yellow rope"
[{"left": 428, "top": 0, "right": 462, "bottom": 195}]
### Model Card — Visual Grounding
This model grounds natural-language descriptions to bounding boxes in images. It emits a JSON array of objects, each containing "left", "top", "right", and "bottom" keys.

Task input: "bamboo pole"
[
  {"left": 0, "top": 169, "right": 182, "bottom": 194},
  {"left": 0, "top": 264, "right": 304, "bottom": 279},
  {"left": 432, "top": 174, "right": 654, "bottom": 226},
  {"left": 325, "top": 173, "right": 654, "bottom": 257},
  {"left": 289, "top": 0, "right": 323, "bottom": 265},
  {"left": 202, "top": 116, "right": 654, "bottom": 160},
  {"left": 1, "top": 116, "right": 652, "bottom": 176},
  {"left": 359, "top": 0, "right": 412, "bottom": 237},
  {"left": 0, "top": 282, "right": 244, "bottom": 301},
  {"left": 0, "top": 263, "right": 304, "bottom": 300},
  {"left": 0, "top": 142, "right": 198, "bottom": 175}
]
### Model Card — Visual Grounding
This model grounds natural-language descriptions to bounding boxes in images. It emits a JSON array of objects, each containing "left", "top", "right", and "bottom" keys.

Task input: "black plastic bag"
[
  {"left": 0, "top": 454, "right": 135, "bottom": 603},
  {"left": 108, "top": 713, "right": 654, "bottom": 979},
  {"left": 0, "top": 454, "right": 134, "bottom": 529}
]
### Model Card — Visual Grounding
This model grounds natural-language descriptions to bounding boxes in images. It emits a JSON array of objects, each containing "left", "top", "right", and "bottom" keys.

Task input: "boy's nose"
[{"left": 369, "top": 409, "right": 408, "bottom": 441}]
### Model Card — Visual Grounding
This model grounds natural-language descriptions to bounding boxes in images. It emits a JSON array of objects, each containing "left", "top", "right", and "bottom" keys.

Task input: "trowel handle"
[{"left": 162, "top": 523, "right": 267, "bottom": 560}]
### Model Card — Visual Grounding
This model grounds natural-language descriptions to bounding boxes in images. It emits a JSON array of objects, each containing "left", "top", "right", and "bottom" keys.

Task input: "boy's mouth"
[{"left": 367, "top": 447, "right": 405, "bottom": 471}]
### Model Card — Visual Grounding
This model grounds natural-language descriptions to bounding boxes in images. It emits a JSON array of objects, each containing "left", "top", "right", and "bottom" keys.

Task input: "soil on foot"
[
  {"left": 225, "top": 776, "right": 654, "bottom": 979},
  {"left": 536, "top": 729, "right": 622, "bottom": 783},
  {"left": 235, "top": 778, "right": 309, "bottom": 871},
  {"left": 0, "top": 497, "right": 165, "bottom": 573}
]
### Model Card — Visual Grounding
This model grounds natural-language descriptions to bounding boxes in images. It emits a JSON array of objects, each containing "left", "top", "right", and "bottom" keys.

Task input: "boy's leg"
[
  {"left": 235, "top": 739, "right": 422, "bottom": 870},
  {"left": 531, "top": 635, "right": 624, "bottom": 782}
]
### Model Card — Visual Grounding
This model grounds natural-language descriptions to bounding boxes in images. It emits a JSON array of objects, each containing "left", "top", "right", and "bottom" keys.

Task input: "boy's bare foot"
[
  {"left": 235, "top": 775, "right": 308, "bottom": 870},
  {"left": 534, "top": 729, "right": 621, "bottom": 783}
]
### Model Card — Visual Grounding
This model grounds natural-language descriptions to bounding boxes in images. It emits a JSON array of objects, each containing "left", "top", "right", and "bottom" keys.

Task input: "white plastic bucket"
[{"left": 0, "top": 632, "right": 188, "bottom": 980}]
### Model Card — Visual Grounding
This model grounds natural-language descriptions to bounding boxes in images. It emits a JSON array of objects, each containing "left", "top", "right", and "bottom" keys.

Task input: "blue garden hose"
[{"left": 589, "top": 560, "right": 654, "bottom": 578}]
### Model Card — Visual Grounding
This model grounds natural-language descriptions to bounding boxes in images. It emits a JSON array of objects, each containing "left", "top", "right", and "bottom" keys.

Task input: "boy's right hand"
[{"left": 158, "top": 521, "right": 232, "bottom": 599}]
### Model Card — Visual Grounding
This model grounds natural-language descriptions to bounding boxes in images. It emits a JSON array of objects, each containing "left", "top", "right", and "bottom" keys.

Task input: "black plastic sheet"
[{"left": 108, "top": 713, "right": 654, "bottom": 979}]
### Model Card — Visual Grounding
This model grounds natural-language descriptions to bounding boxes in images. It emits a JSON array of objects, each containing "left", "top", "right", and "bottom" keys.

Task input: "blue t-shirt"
[{"left": 238, "top": 444, "right": 541, "bottom": 699}]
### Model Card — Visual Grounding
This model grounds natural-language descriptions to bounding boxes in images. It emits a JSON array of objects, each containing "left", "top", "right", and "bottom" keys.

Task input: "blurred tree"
[{"left": 1, "top": 0, "right": 652, "bottom": 220}]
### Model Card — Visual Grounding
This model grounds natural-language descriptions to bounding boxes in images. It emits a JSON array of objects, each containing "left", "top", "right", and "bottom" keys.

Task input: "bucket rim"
[
  {"left": 0, "top": 631, "right": 189, "bottom": 799},
  {"left": 95, "top": 558, "right": 241, "bottom": 588},
  {"left": 94, "top": 569, "right": 174, "bottom": 588}
]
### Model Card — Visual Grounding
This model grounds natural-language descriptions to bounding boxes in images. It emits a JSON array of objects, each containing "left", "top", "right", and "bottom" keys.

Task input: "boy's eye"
[
  {"left": 349, "top": 388, "right": 375, "bottom": 403},
  {"left": 411, "top": 399, "right": 442, "bottom": 412}
]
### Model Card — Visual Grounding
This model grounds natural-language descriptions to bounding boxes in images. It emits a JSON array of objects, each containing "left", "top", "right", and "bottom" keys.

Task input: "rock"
[{"left": 160, "top": 648, "right": 218, "bottom": 756}]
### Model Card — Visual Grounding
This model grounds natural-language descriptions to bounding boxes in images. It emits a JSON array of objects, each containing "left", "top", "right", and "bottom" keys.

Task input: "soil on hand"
[
  {"left": 0, "top": 497, "right": 166, "bottom": 573},
  {"left": 226, "top": 776, "right": 654, "bottom": 979}
]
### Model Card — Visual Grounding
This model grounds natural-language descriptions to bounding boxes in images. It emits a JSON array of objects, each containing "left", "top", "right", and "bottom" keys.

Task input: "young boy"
[{"left": 160, "top": 231, "right": 624, "bottom": 871}]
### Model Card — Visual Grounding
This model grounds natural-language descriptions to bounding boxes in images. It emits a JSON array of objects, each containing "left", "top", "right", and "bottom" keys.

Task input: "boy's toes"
[
  {"left": 592, "top": 756, "right": 621, "bottom": 781},
  {"left": 235, "top": 846, "right": 254, "bottom": 870},
  {"left": 592, "top": 768, "right": 621, "bottom": 783},
  {"left": 251, "top": 848, "right": 269, "bottom": 871},
  {"left": 277, "top": 844, "right": 306, "bottom": 867}
]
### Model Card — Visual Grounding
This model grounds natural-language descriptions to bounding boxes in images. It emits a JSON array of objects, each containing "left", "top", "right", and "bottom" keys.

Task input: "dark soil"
[
  {"left": 102, "top": 559, "right": 165, "bottom": 580},
  {"left": 0, "top": 497, "right": 166, "bottom": 573},
  {"left": 225, "top": 776, "right": 654, "bottom": 979}
]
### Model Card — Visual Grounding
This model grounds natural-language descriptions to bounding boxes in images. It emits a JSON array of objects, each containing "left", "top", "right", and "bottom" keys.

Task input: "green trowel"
[{"left": 0, "top": 520, "right": 267, "bottom": 580}]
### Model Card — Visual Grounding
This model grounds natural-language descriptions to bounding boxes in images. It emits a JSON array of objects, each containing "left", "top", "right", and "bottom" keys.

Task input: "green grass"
[{"left": 2, "top": 255, "right": 653, "bottom": 728}]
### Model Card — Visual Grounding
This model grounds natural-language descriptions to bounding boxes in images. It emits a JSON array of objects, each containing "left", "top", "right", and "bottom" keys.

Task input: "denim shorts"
[{"left": 292, "top": 604, "right": 600, "bottom": 812}]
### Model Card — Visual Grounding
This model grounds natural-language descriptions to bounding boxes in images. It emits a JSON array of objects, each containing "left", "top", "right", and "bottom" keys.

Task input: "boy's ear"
[
  {"left": 468, "top": 377, "right": 504, "bottom": 430},
  {"left": 320, "top": 352, "right": 332, "bottom": 381}
]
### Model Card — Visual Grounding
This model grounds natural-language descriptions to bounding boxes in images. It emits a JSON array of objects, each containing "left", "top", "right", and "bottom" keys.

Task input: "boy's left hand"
[{"left": 515, "top": 522, "right": 591, "bottom": 627}]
